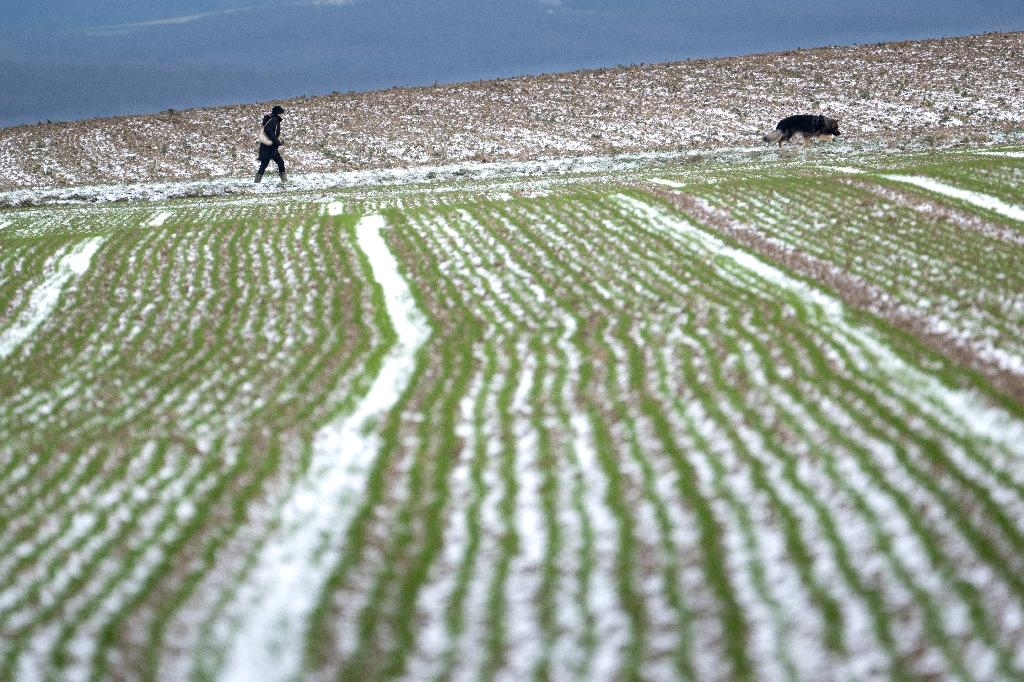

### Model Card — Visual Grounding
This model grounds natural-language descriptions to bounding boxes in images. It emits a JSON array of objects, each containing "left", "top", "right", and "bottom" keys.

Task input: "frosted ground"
[
  {"left": 2, "top": 136, "right": 1024, "bottom": 680},
  {"left": 1, "top": 31, "right": 1022, "bottom": 193}
]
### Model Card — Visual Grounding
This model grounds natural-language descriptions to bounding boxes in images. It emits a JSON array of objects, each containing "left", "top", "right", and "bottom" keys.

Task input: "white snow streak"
[
  {"left": 502, "top": 352, "right": 547, "bottom": 679},
  {"left": 146, "top": 211, "right": 173, "bottom": 227},
  {"left": 0, "top": 148, "right": 708, "bottom": 208},
  {"left": 219, "top": 214, "right": 429, "bottom": 682},
  {"left": 571, "top": 410, "right": 631, "bottom": 680},
  {"left": 0, "top": 237, "right": 104, "bottom": 359},
  {"left": 824, "top": 166, "right": 865, "bottom": 174},
  {"left": 616, "top": 193, "right": 1024, "bottom": 447},
  {"left": 882, "top": 174, "right": 1024, "bottom": 223},
  {"left": 327, "top": 201, "right": 345, "bottom": 216},
  {"left": 650, "top": 178, "right": 686, "bottom": 189},
  {"left": 977, "top": 151, "right": 1024, "bottom": 158}
]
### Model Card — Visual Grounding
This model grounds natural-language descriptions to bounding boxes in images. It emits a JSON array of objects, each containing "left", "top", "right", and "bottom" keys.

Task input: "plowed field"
[{"left": 2, "top": 146, "right": 1023, "bottom": 680}]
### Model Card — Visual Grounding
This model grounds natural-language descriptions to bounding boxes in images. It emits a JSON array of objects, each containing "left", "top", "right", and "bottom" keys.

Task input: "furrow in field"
[
  {"left": 402, "top": 340, "right": 493, "bottom": 681},
  {"left": 322, "top": 332, "right": 470, "bottom": 680},
  {"left": 544, "top": 197, "right": 764, "bottom": 678},
  {"left": 884, "top": 157, "right": 1024, "bottom": 208},
  {"left": 378, "top": 202, "right": 641, "bottom": 680},
  {"left": 589, "top": 195, "right": 859, "bottom": 677},
  {"left": 674, "top": 180, "right": 1024, "bottom": 401},
  {"left": 452, "top": 204, "right": 634, "bottom": 675},
  {"left": 0, "top": 224, "right": 216, "bottom": 535},
  {"left": 881, "top": 174, "right": 1024, "bottom": 224},
  {"left": 285, "top": 208, "right": 486, "bottom": 680},
  {"left": 0, "top": 237, "right": 76, "bottom": 330},
  {"left": 851, "top": 180, "right": 1024, "bottom": 246},
  {"left": 724, "top": 270, "right": 1011, "bottom": 675},
  {"left": 155, "top": 218, "right": 384, "bottom": 682},
  {"left": 6, "top": 149, "right": 1024, "bottom": 680},
  {"left": 197, "top": 214, "right": 428, "bottom": 681},
  {"left": 0, "top": 237, "right": 104, "bottom": 360},
  {"left": 0, "top": 229, "right": 164, "bottom": 513},
  {"left": 380, "top": 207, "right": 537, "bottom": 680},
  {"left": 0, "top": 218, "right": 246, "bottom": 677},
  {"left": 15, "top": 440, "right": 220, "bottom": 681},
  {"left": 0, "top": 221, "right": 191, "bottom": 450},
  {"left": 580, "top": 195, "right": 864, "bottom": 677},
  {"left": 400, "top": 208, "right": 542, "bottom": 680},
  {"left": 667, "top": 197, "right": 987, "bottom": 675},
  {"left": 612, "top": 192, "right": 1024, "bottom": 676},
  {"left": 0, "top": 208, "right": 389, "bottom": 679},
  {"left": 115, "top": 215, "right": 381, "bottom": 678},
  {"left": 496, "top": 200, "right": 655, "bottom": 670},
  {"left": 614, "top": 191, "right": 1015, "bottom": 675},
  {"left": 484, "top": 196, "right": 728, "bottom": 678},
  {"left": 0, "top": 231, "right": 167, "bottom": 551},
  {"left": 739, "top": 306, "right": 1024, "bottom": 675},
  {"left": 622, "top": 188, "right": 1024, "bottom": 501},
  {"left": 655, "top": 325, "right": 854, "bottom": 679}
]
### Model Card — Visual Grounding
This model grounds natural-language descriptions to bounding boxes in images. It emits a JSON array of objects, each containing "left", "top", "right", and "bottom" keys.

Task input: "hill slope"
[
  {"left": 2, "top": 144, "right": 1024, "bottom": 680},
  {"left": 1, "top": 31, "right": 1022, "bottom": 192}
]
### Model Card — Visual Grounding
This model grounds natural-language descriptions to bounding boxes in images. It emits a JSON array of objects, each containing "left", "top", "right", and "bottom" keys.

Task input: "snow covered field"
[{"left": 2, "top": 140, "right": 1023, "bottom": 680}]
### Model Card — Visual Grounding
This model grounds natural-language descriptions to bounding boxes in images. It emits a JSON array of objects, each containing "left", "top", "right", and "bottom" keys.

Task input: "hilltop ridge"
[{"left": 1, "top": 31, "right": 1022, "bottom": 192}]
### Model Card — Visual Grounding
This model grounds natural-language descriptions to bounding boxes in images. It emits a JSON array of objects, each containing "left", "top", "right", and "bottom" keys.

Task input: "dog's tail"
[{"left": 762, "top": 130, "right": 783, "bottom": 144}]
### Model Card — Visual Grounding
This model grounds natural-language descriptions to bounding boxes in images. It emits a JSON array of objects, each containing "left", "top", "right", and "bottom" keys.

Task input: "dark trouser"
[{"left": 257, "top": 146, "right": 286, "bottom": 174}]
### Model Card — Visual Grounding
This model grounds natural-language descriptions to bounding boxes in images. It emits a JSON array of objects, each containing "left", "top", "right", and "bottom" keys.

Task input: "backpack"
[{"left": 258, "top": 115, "right": 274, "bottom": 146}]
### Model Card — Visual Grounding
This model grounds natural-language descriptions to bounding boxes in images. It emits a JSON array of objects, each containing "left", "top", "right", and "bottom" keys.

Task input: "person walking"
[{"left": 255, "top": 105, "right": 287, "bottom": 183}]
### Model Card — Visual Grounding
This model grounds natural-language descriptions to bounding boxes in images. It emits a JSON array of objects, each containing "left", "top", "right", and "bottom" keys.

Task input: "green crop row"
[
  {"left": 2, "top": 144, "right": 1023, "bottom": 679},
  {"left": 0, "top": 208, "right": 395, "bottom": 680}
]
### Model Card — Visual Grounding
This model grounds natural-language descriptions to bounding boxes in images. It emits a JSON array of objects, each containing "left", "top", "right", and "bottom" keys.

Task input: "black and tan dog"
[{"left": 763, "top": 114, "right": 841, "bottom": 147}]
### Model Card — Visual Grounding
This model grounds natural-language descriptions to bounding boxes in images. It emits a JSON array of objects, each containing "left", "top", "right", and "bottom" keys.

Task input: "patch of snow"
[
  {"left": 0, "top": 237, "right": 104, "bottom": 359},
  {"left": 570, "top": 409, "right": 632, "bottom": 679},
  {"left": 326, "top": 201, "right": 344, "bottom": 216},
  {"left": 0, "top": 148, "right": 710, "bottom": 209},
  {"left": 882, "top": 174, "right": 1024, "bottom": 223},
  {"left": 617, "top": 193, "right": 1024, "bottom": 675},
  {"left": 824, "top": 166, "right": 865, "bottom": 174},
  {"left": 403, "top": 356, "right": 488, "bottom": 679},
  {"left": 218, "top": 214, "right": 430, "bottom": 681},
  {"left": 650, "top": 177, "right": 687, "bottom": 189},
  {"left": 502, "top": 352, "right": 547, "bottom": 679},
  {"left": 146, "top": 211, "right": 173, "bottom": 227},
  {"left": 618, "top": 192, "right": 1024, "bottom": 447}
]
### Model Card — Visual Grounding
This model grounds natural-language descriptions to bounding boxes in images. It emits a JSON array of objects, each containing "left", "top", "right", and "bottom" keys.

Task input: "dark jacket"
[{"left": 260, "top": 113, "right": 282, "bottom": 149}]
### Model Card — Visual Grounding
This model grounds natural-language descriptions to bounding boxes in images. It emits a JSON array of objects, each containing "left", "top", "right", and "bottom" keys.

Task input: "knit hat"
[{"left": 271, "top": 105, "right": 285, "bottom": 115}]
